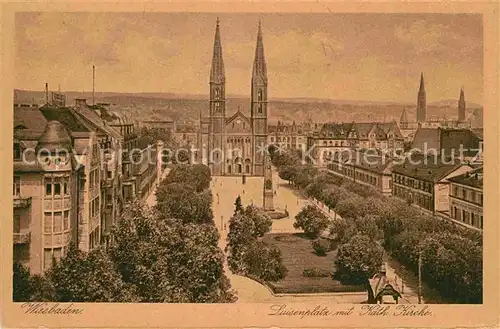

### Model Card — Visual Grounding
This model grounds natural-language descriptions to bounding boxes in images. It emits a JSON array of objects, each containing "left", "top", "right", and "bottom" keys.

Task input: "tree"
[
  {"left": 161, "top": 164, "right": 211, "bottom": 192},
  {"left": 353, "top": 215, "right": 383, "bottom": 242},
  {"left": 226, "top": 213, "right": 256, "bottom": 273},
  {"left": 294, "top": 165, "right": 319, "bottom": 189},
  {"left": 49, "top": 244, "right": 136, "bottom": 302},
  {"left": 330, "top": 217, "right": 357, "bottom": 244},
  {"left": 243, "top": 204, "right": 272, "bottom": 237},
  {"left": 278, "top": 165, "right": 298, "bottom": 183},
  {"left": 234, "top": 196, "right": 244, "bottom": 215},
  {"left": 13, "top": 262, "right": 32, "bottom": 302},
  {"left": 156, "top": 183, "right": 213, "bottom": 224},
  {"left": 335, "top": 195, "right": 367, "bottom": 220},
  {"left": 334, "top": 234, "right": 384, "bottom": 285},
  {"left": 294, "top": 205, "right": 330, "bottom": 238},
  {"left": 110, "top": 200, "right": 235, "bottom": 303},
  {"left": 244, "top": 241, "right": 287, "bottom": 282}
]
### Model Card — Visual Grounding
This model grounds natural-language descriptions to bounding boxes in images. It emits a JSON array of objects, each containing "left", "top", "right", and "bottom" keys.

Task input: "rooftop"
[
  {"left": 392, "top": 154, "right": 470, "bottom": 182},
  {"left": 39, "top": 105, "right": 91, "bottom": 133},
  {"left": 448, "top": 167, "right": 483, "bottom": 189}
]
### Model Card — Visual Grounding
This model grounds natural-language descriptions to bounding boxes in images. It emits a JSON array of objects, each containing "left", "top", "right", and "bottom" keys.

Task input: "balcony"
[
  {"left": 13, "top": 231, "right": 31, "bottom": 244},
  {"left": 13, "top": 196, "right": 32, "bottom": 208}
]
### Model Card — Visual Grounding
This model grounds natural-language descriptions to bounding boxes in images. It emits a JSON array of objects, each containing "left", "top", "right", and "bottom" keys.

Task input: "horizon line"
[{"left": 13, "top": 88, "right": 483, "bottom": 106}]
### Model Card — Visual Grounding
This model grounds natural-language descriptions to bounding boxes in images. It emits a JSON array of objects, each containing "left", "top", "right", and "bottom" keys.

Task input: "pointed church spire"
[
  {"left": 252, "top": 20, "right": 267, "bottom": 84},
  {"left": 210, "top": 18, "right": 225, "bottom": 84},
  {"left": 400, "top": 108, "right": 408, "bottom": 123},
  {"left": 458, "top": 86, "right": 466, "bottom": 123},
  {"left": 419, "top": 72, "right": 425, "bottom": 93}
]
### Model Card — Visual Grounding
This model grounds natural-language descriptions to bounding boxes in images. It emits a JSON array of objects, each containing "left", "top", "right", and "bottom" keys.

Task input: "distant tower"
[
  {"left": 458, "top": 87, "right": 466, "bottom": 123},
  {"left": 399, "top": 108, "right": 409, "bottom": 129},
  {"left": 251, "top": 20, "right": 269, "bottom": 176},
  {"left": 208, "top": 17, "right": 226, "bottom": 175},
  {"left": 416, "top": 73, "right": 426, "bottom": 122}
]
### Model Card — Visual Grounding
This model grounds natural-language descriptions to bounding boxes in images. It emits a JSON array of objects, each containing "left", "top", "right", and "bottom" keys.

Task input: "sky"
[{"left": 15, "top": 12, "right": 483, "bottom": 103}]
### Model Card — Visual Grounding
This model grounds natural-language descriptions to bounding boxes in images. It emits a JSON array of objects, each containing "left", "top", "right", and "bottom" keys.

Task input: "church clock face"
[{"left": 236, "top": 119, "right": 241, "bottom": 124}]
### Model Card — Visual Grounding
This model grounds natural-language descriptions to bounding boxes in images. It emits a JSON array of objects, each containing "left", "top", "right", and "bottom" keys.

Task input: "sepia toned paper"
[{"left": 1, "top": 1, "right": 499, "bottom": 328}]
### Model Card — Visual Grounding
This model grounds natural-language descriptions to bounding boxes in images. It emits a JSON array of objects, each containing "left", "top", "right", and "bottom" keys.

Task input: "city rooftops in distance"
[
  {"left": 448, "top": 166, "right": 483, "bottom": 189},
  {"left": 392, "top": 153, "right": 472, "bottom": 182},
  {"left": 331, "top": 150, "right": 395, "bottom": 174}
]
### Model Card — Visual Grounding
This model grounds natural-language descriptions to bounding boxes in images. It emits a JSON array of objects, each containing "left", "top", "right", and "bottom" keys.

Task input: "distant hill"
[
  {"left": 428, "top": 99, "right": 482, "bottom": 109},
  {"left": 13, "top": 89, "right": 482, "bottom": 125}
]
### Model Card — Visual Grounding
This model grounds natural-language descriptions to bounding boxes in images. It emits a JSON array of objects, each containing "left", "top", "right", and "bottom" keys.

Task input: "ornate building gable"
[{"left": 225, "top": 109, "right": 252, "bottom": 134}]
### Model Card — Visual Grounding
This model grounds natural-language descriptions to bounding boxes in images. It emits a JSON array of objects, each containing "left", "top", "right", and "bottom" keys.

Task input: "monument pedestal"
[{"left": 263, "top": 189, "right": 274, "bottom": 211}]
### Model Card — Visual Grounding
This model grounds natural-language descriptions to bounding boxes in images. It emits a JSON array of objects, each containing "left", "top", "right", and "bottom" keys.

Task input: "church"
[{"left": 197, "top": 19, "right": 269, "bottom": 177}]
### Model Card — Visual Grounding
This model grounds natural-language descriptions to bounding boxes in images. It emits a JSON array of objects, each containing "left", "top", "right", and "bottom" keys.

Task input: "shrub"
[
  {"left": 311, "top": 238, "right": 331, "bottom": 256},
  {"left": 302, "top": 268, "right": 331, "bottom": 278},
  {"left": 294, "top": 205, "right": 330, "bottom": 238}
]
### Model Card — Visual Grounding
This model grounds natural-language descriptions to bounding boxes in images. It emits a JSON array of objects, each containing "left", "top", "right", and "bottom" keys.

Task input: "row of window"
[
  {"left": 393, "top": 186, "right": 433, "bottom": 211},
  {"left": 89, "top": 226, "right": 100, "bottom": 251},
  {"left": 451, "top": 185, "right": 483, "bottom": 206},
  {"left": 89, "top": 196, "right": 100, "bottom": 218},
  {"left": 44, "top": 211, "right": 70, "bottom": 234},
  {"left": 355, "top": 171, "right": 378, "bottom": 186},
  {"left": 227, "top": 137, "right": 251, "bottom": 144},
  {"left": 89, "top": 168, "right": 100, "bottom": 190},
  {"left": 451, "top": 206, "right": 483, "bottom": 229},
  {"left": 393, "top": 174, "right": 432, "bottom": 193},
  {"left": 44, "top": 246, "right": 66, "bottom": 270},
  {"left": 322, "top": 140, "right": 347, "bottom": 147},
  {"left": 45, "top": 176, "right": 70, "bottom": 197}
]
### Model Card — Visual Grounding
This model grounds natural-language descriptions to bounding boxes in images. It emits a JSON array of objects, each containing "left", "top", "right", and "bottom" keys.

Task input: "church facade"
[{"left": 197, "top": 19, "right": 268, "bottom": 177}]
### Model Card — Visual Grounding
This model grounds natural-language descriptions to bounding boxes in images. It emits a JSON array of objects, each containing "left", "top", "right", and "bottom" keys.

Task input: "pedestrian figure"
[
  {"left": 243, "top": 189, "right": 245, "bottom": 194},
  {"left": 224, "top": 223, "right": 227, "bottom": 231},
  {"left": 297, "top": 199, "right": 299, "bottom": 205},
  {"left": 274, "top": 190, "right": 277, "bottom": 196}
]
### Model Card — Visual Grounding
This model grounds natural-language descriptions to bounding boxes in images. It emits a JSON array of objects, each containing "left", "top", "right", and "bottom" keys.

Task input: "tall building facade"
[
  {"left": 199, "top": 19, "right": 268, "bottom": 176},
  {"left": 416, "top": 72, "right": 426, "bottom": 122}
]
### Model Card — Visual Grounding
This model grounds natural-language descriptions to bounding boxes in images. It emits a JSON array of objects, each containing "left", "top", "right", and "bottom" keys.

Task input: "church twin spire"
[
  {"left": 210, "top": 18, "right": 267, "bottom": 85},
  {"left": 252, "top": 20, "right": 268, "bottom": 84},
  {"left": 210, "top": 17, "right": 225, "bottom": 84}
]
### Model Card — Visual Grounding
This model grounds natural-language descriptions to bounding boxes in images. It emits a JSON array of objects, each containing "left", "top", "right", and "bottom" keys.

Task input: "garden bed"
[{"left": 262, "top": 233, "right": 366, "bottom": 294}]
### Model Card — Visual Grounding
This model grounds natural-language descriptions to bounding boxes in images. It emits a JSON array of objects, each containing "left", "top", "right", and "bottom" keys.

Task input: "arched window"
[
  {"left": 215, "top": 102, "right": 220, "bottom": 113},
  {"left": 258, "top": 89, "right": 263, "bottom": 101},
  {"left": 258, "top": 104, "right": 263, "bottom": 114},
  {"left": 215, "top": 88, "right": 220, "bottom": 100}
]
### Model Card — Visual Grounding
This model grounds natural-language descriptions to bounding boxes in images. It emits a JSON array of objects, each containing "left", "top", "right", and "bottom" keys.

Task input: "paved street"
[{"left": 145, "top": 167, "right": 171, "bottom": 207}]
